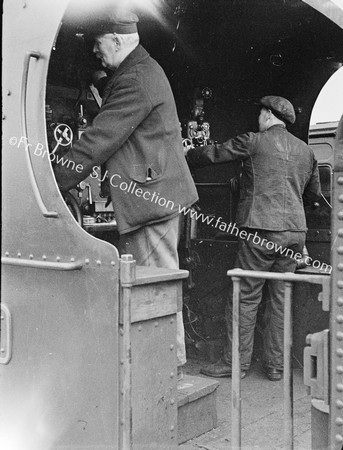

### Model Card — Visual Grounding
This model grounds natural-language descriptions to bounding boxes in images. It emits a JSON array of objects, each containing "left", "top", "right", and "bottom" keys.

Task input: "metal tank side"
[{"left": 1, "top": 1, "right": 121, "bottom": 448}]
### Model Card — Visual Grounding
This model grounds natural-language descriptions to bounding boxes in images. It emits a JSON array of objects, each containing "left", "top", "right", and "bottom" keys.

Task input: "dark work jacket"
[
  {"left": 54, "top": 45, "right": 198, "bottom": 234},
  {"left": 187, "top": 125, "right": 321, "bottom": 231}
]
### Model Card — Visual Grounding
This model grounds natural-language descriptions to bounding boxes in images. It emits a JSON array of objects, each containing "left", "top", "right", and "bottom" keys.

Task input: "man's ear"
[{"left": 112, "top": 33, "right": 121, "bottom": 50}]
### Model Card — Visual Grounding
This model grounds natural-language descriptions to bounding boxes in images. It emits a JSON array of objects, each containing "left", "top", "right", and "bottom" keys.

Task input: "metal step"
[{"left": 177, "top": 374, "right": 219, "bottom": 444}]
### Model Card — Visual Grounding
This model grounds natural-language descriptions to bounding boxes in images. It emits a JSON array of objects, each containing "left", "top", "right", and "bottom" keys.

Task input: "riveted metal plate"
[
  {"left": 120, "top": 314, "right": 178, "bottom": 449},
  {"left": 330, "top": 117, "right": 343, "bottom": 449}
]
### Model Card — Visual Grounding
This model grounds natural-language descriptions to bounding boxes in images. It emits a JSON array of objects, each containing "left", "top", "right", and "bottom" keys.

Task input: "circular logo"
[{"left": 53, "top": 124, "right": 73, "bottom": 146}]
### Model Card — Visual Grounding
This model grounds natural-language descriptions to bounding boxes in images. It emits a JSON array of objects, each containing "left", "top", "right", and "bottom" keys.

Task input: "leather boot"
[{"left": 200, "top": 359, "right": 247, "bottom": 379}]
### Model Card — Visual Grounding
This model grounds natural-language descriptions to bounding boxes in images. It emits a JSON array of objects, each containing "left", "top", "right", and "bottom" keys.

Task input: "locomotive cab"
[{"left": 2, "top": 0, "right": 343, "bottom": 449}]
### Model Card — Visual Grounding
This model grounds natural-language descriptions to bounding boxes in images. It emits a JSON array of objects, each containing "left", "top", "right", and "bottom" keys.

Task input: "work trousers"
[
  {"left": 223, "top": 229, "right": 305, "bottom": 370},
  {"left": 119, "top": 215, "right": 186, "bottom": 366}
]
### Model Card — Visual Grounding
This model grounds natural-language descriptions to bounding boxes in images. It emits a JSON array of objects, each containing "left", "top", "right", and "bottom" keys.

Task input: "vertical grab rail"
[
  {"left": 283, "top": 281, "right": 294, "bottom": 450},
  {"left": 120, "top": 255, "right": 136, "bottom": 450},
  {"left": 231, "top": 276, "right": 242, "bottom": 449},
  {"left": 21, "top": 51, "right": 58, "bottom": 218},
  {"left": 0, "top": 304, "right": 12, "bottom": 365},
  {"left": 227, "top": 269, "right": 330, "bottom": 450}
]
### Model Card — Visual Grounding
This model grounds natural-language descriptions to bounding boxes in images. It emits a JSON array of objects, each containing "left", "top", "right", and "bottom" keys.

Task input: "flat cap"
[
  {"left": 260, "top": 96, "right": 296, "bottom": 124},
  {"left": 88, "top": 9, "right": 139, "bottom": 36}
]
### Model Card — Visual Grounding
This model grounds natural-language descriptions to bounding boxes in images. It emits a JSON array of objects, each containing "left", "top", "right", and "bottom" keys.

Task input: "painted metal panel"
[
  {"left": 330, "top": 116, "right": 343, "bottom": 448},
  {"left": 128, "top": 316, "right": 178, "bottom": 449},
  {"left": 2, "top": 1, "right": 121, "bottom": 448},
  {"left": 1, "top": 263, "right": 120, "bottom": 450}
]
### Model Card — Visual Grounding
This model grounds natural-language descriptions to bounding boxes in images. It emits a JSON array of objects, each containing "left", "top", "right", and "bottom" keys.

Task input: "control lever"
[
  {"left": 79, "top": 182, "right": 92, "bottom": 203},
  {"left": 78, "top": 182, "right": 93, "bottom": 215}
]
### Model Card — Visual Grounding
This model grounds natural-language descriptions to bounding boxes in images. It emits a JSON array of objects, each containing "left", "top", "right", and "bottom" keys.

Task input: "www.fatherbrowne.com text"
[{"left": 9, "top": 135, "right": 332, "bottom": 274}]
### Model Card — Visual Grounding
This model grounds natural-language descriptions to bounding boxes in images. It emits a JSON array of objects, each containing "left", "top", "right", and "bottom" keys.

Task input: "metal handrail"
[
  {"left": 227, "top": 268, "right": 330, "bottom": 450},
  {"left": 119, "top": 254, "right": 136, "bottom": 450},
  {"left": 1, "top": 256, "right": 83, "bottom": 271},
  {"left": 0, "top": 304, "right": 12, "bottom": 365},
  {"left": 21, "top": 51, "right": 58, "bottom": 218}
]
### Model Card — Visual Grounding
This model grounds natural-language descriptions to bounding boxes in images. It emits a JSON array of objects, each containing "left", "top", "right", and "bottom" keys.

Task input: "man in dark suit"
[
  {"left": 54, "top": 9, "right": 198, "bottom": 370},
  {"left": 186, "top": 96, "right": 321, "bottom": 380}
]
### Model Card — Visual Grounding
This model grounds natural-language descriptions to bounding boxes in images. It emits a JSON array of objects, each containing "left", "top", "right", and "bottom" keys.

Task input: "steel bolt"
[{"left": 337, "top": 332, "right": 343, "bottom": 341}]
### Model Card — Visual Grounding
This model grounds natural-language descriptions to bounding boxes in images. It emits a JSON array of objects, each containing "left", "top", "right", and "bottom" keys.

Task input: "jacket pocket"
[{"left": 131, "top": 164, "right": 160, "bottom": 184}]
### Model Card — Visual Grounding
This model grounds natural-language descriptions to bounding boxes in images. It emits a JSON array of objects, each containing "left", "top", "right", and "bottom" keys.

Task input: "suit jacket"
[
  {"left": 187, "top": 124, "right": 321, "bottom": 231},
  {"left": 54, "top": 45, "right": 198, "bottom": 234}
]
